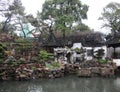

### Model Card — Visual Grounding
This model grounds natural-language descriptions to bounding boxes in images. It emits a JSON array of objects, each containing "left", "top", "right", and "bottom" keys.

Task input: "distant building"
[{"left": 19, "top": 23, "right": 34, "bottom": 37}]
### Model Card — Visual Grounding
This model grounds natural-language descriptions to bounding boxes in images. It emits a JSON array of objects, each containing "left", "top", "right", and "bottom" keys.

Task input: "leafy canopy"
[
  {"left": 40, "top": 0, "right": 89, "bottom": 32},
  {"left": 99, "top": 2, "right": 120, "bottom": 34}
]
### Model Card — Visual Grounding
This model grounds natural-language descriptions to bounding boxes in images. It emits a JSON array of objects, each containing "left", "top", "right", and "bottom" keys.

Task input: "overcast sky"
[{"left": 21, "top": 0, "right": 120, "bottom": 34}]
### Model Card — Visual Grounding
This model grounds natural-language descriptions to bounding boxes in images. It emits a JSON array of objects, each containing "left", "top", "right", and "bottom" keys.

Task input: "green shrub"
[
  {"left": 31, "top": 57, "right": 38, "bottom": 62},
  {"left": 31, "top": 66, "right": 37, "bottom": 70},
  {"left": 12, "top": 62, "right": 18, "bottom": 66},
  {"left": 18, "top": 58, "right": 26, "bottom": 64},
  {"left": 0, "top": 59, "right": 3, "bottom": 63},
  {"left": 45, "top": 63, "right": 54, "bottom": 69},
  {"left": 0, "top": 43, "right": 6, "bottom": 59},
  {"left": 51, "top": 62, "right": 60, "bottom": 68},
  {"left": 14, "top": 38, "right": 28, "bottom": 43},
  {"left": 98, "top": 58, "right": 108, "bottom": 64},
  {"left": 45, "top": 62, "right": 61, "bottom": 70},
  {"left": 94, "top": 48, "right": 105, "bottom": 59},
  {"left": 74, "top": 48, "right": 80, "bottom": 52},
  {"left": 5, "top": 56, "right": 16, "bottom": 63},
  {"left": 38, "top": 50, "right": 54, "bottom": 62}
]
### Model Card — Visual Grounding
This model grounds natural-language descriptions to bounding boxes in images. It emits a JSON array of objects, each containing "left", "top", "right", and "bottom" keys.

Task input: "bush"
[
  {"left": 4, "top": 56, "right": 17, "bottom": 66},
  {"left": 0, "top": 59, "right": 3, "bottom": 63},
  {"left": 74, "top": 48, "right": 80, "bottom": 52},
  {"left": 51, "top": 62, "right": 61, "bottom": 68},
  {"left": 38, "top": 50, "right": 54, "bottom": 62},
  {"left": 98, "top": 58, "right": 108, "bottom": 64},
  {"left": 31, "top": 66, "right": 37, "bottom": 70},
  {"left": 0, "top": 43, "right": 6, "bottom": 59},
  {"left": 31, "top": 57, "right": 38, "bottom": 62},
  {"left": 18, "top": 58, "right": 26, "bottom": 64},
  {"left": 45, "top": 62, "right": 61, "bottom": 70},
  {"left": 14, "top": 38, "right": 28, "bottom": 43},
  {"left": 94, "top": 48, "right": 105, "bottom": 59}
]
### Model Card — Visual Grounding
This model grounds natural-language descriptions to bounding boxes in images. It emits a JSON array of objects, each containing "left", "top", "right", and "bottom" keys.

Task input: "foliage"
[
  {"left": 18, "top": 58, "right": 26, "bottom": 64},
  {"left": 94, "top": 48, "right": 105, "bottom": 59},
  {"left": 98, "top": 58, "right": 109, "bottom": 64},
  {"left": 26, "top": 0, "right": 89, "bottom": 41},
  {"left": 0, "top": 59, "right": 3, "bottom": 63},
  {"left": 12, "top": 62, "right": 18, "bottom": 66},
  {"left": 45, "top": 62, "right": 61, "bottom": 70},
  {"left": 51, "top": 62, "right": 61, "bottom": 68},
  {"left": 0, "top": 0, "right": 29, "bottom": 38},
  {"left": 41, "top": 0, "right": 88, "bottom": 27},
  {"left": 14, "top": 38, "right": 30, "bottom": 43},
  {"left": 4, "top": 56, "right": 16, "bottom": 64},
  {"left": 72, "top": 23, "right": 90, "bottom": 32},
  {"left": 99, "top": 2, "right": 120, "bottom": 34},
  {"left": 0, "top": 43, "right": 7, "bottom": 60},
  {"left": 38, "top": 50, "right": 54, "bottom": 62},
  {"left": 31, "top": 66, "right": 37, "bottom": 70},
  {"left": 9, "top": 0, "right": 25, "bottom": 15},
  {"left": 4, "top": 56, "right": 27, "bottom": 66},
  {"left": 45, "top": 63, "right": 54, "bottom": 69},
  {"left": 26, "top": 13, "right": 52, "bottom": 40},
  {"left": 74, "top": 48, "right": 80, "bottom": 52},
  {"left": 0, "top": 22, "right": 15, "bottom": 33},
  {"left": 39, "top": 0, "right": 89, "bottom": 44},
  {"left": 31, "top": 56, "right": 38, "bottom": 62},
  {"left": 14, "top": 38, "right": 33, "bottom": 50}
]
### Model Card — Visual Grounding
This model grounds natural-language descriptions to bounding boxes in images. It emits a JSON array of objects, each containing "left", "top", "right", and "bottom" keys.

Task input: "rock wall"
[{"left": 0, "top": 62, "right": 117, "bottom": 81}]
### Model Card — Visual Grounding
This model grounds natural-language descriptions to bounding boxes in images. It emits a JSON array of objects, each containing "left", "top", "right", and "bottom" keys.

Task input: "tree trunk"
[
  {"left": 20, "top": 24, "right": 26, "bottom": 38},
  {"left": 2, "top": 16, "right": 11, "bottom": 32}
]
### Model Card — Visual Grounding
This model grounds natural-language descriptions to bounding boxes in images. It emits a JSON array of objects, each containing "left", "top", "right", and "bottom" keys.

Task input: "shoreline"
[{"left": 0, "top": 62, "right": 118, "bottom": 81}]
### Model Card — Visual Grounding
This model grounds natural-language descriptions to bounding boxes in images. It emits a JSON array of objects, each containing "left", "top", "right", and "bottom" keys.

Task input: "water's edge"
[{"left": 0, "top": 75, "right": 120, "bottom": 92}]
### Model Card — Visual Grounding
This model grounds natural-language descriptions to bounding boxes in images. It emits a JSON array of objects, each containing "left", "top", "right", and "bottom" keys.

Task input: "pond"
[{"left": 0, "top": 76, "right": 120, "bottom": 92}]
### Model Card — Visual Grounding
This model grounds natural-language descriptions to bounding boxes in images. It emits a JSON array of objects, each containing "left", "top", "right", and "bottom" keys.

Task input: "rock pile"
[
  {"left": 0, "top": 63, "right": 65, "bottom": 80},
  {"left": 44, "top": 68, "right": 64, "bottom": 78},
  {"left": 0, "top": 61, "right": 117, "bottom": 81},
  {"left": 77, "top": 61, "right": 117, "bottom": 77},
  {"left": 64, "top": 64, "right": 79, "bottom": 74}
]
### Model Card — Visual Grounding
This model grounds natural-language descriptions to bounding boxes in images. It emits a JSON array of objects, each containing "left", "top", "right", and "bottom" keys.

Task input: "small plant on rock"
[
  {"left": 38, "top": 50, "right": 54, "bottom": 63},
  {"left": 94, "top": 48, "right": 105, "bottom": 59},
  {"left": 5, "top": 56, "right": 17, "bottom": 66},
  {"left": 18, "top": 58, "right": 26, "bottom": 64}
]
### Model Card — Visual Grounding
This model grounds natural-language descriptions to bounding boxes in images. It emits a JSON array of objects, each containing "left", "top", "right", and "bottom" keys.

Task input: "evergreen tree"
[
  {"left": 99, "top": 2, "right": 120, "bottom": 34},
  {"left": 40, "top": 0, "right": 89, "bottom": 46}
]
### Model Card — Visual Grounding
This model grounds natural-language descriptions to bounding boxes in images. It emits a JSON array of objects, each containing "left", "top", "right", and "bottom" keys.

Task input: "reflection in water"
[
  {"left": 114, "top": 78, "right": 120, "bottom": 90},
  {"left": 0, "top": 76, "right": 120, "bottom": 92}
]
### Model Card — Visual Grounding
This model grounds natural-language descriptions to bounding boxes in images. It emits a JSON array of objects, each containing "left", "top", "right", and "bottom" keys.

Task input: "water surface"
[{"left": 0, "top": 76, "right": 120, "bottom": 92}]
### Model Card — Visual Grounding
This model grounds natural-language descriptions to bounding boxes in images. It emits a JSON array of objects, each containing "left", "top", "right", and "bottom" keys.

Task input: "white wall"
[
  {"left": 107, "top": 47, "right": 114, "bottom": 58},
  {"left": 72, "top": 43, "right": 107, "bottom": 61},
  {"left": 83, "top": 46, "right": 107, "bottom": 60},
  {"left": 72, "top": 43, "right": 82, "bottom": 49}
]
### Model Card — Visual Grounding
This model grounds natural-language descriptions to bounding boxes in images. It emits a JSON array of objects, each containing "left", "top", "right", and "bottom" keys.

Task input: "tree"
[
  {"left": 0, "top": 0, "right": 11, "bottom": 13},
  {"left": 99, "top": 2, "right": 120, "bottom": 34},
  {"left": 72, "top": 23, "right": 90, "bottom": 32},
  {"left": 0, "top": 21, "right": 15, "bottom": 33},
  {"left": 26, "top": 13, "right": 54, "bottom": 40},
  {"left": 0, "top": 0, "right": 12, "bottom": 32},
  {"left": 0, "top": 43, "right": 7, "bottom": 62},
  {"left": 0, "top": 0, "right": 28, "bottom": 38},
  {"left": 40, "top": 0, "right": 89, "bottom": 46}
]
